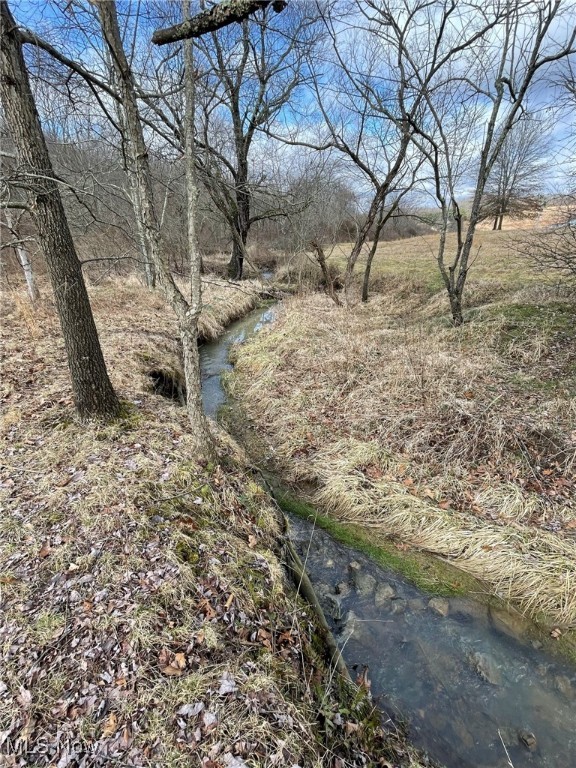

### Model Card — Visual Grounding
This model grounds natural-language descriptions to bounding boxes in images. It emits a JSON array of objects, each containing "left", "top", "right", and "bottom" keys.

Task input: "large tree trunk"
[
  {"left": 228, "top": 158, "right": 250, "bottom": 280},
  {"left": 228, "top": 232, "right": 247, "bottom": 280},
  {"left": 0, "top": 1, "right": 120, "bottom": 419}
]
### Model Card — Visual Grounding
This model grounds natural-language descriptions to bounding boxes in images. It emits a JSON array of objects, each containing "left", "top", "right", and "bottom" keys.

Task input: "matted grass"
[
  {"left": 231, "top": 252, "right": 576, "bottom": 631},
  {"left": 0, "top": 278, "right": 430, "bottom": 766}
]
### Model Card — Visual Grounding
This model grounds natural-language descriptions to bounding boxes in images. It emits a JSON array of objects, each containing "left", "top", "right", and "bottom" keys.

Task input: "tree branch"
[{"left": 152, "top": 0, "right": 288, "bottom": 46}]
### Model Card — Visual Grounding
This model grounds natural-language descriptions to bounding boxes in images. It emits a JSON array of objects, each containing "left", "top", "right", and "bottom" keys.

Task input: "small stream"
[{"left": 199, "top": 304, "right": 576, "bottom": 768}]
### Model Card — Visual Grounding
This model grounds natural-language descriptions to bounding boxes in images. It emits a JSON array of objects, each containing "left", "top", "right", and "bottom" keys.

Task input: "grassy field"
[
  {"left": 331, "top": 229, "right": 553, "bottom": 297},
  {"left": 231, "top": 230, "right": 576, "bottom": 637},
  {"left": 1, "top": 275, "right": 429, "bottom": 767}
]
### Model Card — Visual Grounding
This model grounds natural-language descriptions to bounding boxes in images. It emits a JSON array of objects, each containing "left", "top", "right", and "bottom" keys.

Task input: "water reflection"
[{"left": 199, "top": 307, "right": 275, "bottom": 417}]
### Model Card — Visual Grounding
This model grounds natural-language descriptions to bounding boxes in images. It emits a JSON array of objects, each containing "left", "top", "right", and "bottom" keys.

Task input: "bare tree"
[
  {"left": 1, "top": 207, "right": 40, "bottom": 301},
  {"left": 375, "top": 0, "right": 576, "bottom": 325},
  {"left": 188, "top": 2, "right": 316, "bottom": 279},
  {"left": 0, "top": 0, "right": 120, "bottom": 419},
  {"left": 271, "top": 2, "right": 424, "bottom": 303},
  {"left": 521, "top": 194, "right": 576, "bottom": 279},
  {"left": 479, "top": 114, "right": 549, "bottom": 230},
  {"left": 91, "top": 0, "right": 214, "bottom": 453}
]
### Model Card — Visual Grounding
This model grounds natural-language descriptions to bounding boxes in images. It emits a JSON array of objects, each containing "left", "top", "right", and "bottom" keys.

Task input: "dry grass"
[
  {"left": 321, "top": 229, "right": 570, "bottom": 302},
  {"left": 231, "top": 256, "right": 576, "bottom": 629},
  {"left": 0, "top": 276, "right": 429, "bottom": 767}
]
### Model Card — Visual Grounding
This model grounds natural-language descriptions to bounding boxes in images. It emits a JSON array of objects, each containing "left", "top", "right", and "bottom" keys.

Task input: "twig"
[{"left": 498, "top": 729, "right": 516, "bottom": 767}]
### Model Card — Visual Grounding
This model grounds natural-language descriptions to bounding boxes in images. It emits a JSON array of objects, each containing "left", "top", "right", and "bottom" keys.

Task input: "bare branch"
[{"left": 152, "top": 0, "right": 288, "bottom": 46}]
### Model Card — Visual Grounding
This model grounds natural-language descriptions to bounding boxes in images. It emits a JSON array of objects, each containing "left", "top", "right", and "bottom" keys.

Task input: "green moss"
[
  {"left": 174, "top": 538, "right": 199, "bottom": 565},
  {"left": 492, "top": 301, "right": 575, "bottom": 341},
  {"left": 271, "top": 482, "right": 486, "bottom": 599}
]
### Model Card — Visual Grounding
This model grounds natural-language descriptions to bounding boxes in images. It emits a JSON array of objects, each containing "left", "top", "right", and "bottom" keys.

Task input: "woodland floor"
[
  {"left": 0, "top": 275, "right": 429, "bottom": 767},
  {"left": 230, "top": 230, "right": 576, "bottom": 647}
]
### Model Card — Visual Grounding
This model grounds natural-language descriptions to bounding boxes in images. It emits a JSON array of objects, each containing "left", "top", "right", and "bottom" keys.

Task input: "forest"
[{"left": 1, "top": 1, "right": 575, "bottom": 767}]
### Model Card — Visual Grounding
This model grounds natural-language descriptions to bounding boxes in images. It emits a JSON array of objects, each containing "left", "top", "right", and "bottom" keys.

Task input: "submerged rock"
[
  {"left": 375, "top": 582, "right": 395, "bottom": 607},
  {"left": 407, "top": 598, "right": 426, "bottom": 612},
  {"left": 554, "top": 674, "right": 574, "bottom": 700},
  {"left": 489, "top": 606, "right": 530, "bottom": 639},
  {"left": 316, "top": 585, "right": 343, "bottom": 621},
  {"left": 353, "top": 569, "right": 377, "bottom": 597},
  {"left": 428, "top": 597, "right": 450, "bottom": 617},
  {"left": 390, "top": 598, "right": 407, "bottom": 615},
  {"left": 335, "top": 580, "right": 351, "bottom": 597},
  {"left": 470, "top": 652, "right": 502, "bottom": 685},
  {"left": 518, "top": 729, "right": 537, "bottom": 751},
  {"left": 324, "top": 593, "right": 343, "bottom": 621},
  {"left": 449, "top": 597, "right": 489, "bottom": 624}
]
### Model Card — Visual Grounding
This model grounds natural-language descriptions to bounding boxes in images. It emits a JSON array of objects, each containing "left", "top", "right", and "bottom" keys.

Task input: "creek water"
[
  {"left": 199, "top": 306, "right": 276, "bottom": 418},
  {"left": 199, "top": 305, "right": 576, "bottom": 768}
]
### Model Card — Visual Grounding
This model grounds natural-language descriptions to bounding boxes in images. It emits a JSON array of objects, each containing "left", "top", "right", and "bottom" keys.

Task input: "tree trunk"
[
  {"left": 228, "top": 156, "right": 250, "bottom": 280},
  {"left": 0, "top": 1, "right": 120, "bottom": 419},
  {"left": 361, "top": 204, "right": 391, "bottom": 303},
  {"left": 449, "top": 289, "right": 464, "bottom": 327},
  {"left": 228, "top": 234, "right": 246, "bottom": 280},
  {"left": 310, "top": 240, "right": 342, "bottom": 306},
  {"left": 361, "top": 244, "right": 377, "bottom": 303},
  {"left": 497, "top": 214, "right": 504, "bottom": 230},
  {"left": 4, "top": 209, "right": 40, "bottom": 302},
  {"left": 183, "top": 6, "right": 213, "bottom": 450},
  {"left": 95, "top": 0, "right": 212, "bottom": 452}
]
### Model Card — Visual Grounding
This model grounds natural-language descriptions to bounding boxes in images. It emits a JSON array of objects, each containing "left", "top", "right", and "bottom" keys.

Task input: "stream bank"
[
  {"left": 205, "top": 303, "right": 576, "bottom": 768},
  {"left": 2, "top": 282, "right": 432, "bottom": 767}
]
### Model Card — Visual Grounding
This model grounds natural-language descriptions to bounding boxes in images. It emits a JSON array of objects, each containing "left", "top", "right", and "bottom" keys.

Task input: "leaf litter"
[{"left": 0, "top": 279, "right": 429, "bottom": 767}]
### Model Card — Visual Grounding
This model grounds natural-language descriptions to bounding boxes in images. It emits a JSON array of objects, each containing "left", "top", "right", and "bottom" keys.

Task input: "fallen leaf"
[
  {"left": 16, "top": 687, "right": 32, "bottom": 709},
  {"left": 102, "top": 712, "right": 117, "bottom": 738},
  {"left": 159, "top": 648, "right": 187, "bottom": 676},
  {"left": 218, "top": 672, "right": 237, "bottom": 695},
  {"left": 120, "top": 724, "right": 133, "bottom": 749},
  {"left": 177, "top": 702, "right": 204, "bottom": 717},
  {"left": 203, "top": 711, "right": 218, "bottom": 730},
  {"left": 38, "top": 543, "right": 51, "bottom": 558}
]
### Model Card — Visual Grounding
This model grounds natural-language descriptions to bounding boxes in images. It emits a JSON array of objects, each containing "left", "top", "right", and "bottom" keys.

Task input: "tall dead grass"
[{"left": 232, "top": 287, "right": 576, "bottom": 627}]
